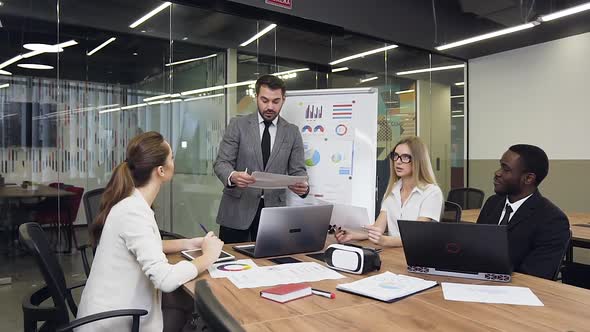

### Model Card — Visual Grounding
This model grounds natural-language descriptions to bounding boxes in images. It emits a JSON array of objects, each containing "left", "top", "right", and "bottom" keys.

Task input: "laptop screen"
[{"left": 398, "top": 220, "right": 513, "bottom": 275}]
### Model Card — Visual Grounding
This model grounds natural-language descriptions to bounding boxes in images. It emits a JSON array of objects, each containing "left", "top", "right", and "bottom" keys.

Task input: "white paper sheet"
[
  {"left": 227, "top": 262, "right": 345, "bottom": 289},
  {"left": 336, "top": 271, "right": 437, "bottom": 302},
  {"left": 442, "top": 282, "right": 544, "bottom": 306},
  {"left": 207, "top": 259, "right": 259, "bottom": 279},
  {"left": 250, "top": 172, "right": 308, "bottom": 189}
]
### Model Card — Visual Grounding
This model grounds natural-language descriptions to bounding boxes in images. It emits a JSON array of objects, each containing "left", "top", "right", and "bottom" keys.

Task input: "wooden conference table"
[{"left": 168, "top": 238, "right": 590, "bottom": 331}]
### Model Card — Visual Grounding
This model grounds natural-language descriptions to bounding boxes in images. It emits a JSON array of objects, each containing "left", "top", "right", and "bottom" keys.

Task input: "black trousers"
[{"left": 219, "top": 199, "right": 264, "bottom": 244}]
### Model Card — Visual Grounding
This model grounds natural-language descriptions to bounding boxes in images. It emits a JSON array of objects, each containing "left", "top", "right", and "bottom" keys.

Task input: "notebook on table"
[
  {"left": 260, "top": 283, "right": 312, "bottom": 303},
  {"left": 336, "top": 271, "right": 437, "bottom": 303}
]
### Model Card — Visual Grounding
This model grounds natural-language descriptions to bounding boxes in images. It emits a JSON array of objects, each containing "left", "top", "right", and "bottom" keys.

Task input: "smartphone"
[
  {"left": 181, "top": 249, "right": 235, "bottom": 263},
  {"left": 268, "top": 256, "right": 302, "bottom": 264}
]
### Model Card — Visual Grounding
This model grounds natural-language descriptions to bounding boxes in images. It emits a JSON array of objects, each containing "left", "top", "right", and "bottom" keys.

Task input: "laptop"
[
  {"left": 398, "top": 220, "right": 513, "bottom": 282},
  {"left": 233, "top": 204, "right": 334, "bottom": 258}
]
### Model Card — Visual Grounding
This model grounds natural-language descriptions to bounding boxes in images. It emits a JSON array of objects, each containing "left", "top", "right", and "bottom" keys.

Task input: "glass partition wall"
[{"left": 0, "top": 0, "right": 467, "bottom": 252}]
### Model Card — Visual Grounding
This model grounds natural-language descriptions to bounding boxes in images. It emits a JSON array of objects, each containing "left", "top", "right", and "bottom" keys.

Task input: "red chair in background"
[{"left": 34, "top": 183, "right": 84, "bottom": 253}]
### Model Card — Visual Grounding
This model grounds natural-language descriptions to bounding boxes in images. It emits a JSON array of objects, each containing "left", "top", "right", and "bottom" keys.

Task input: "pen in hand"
[{"left": 199, "top": 223, "right": 209, "bottom": 234}]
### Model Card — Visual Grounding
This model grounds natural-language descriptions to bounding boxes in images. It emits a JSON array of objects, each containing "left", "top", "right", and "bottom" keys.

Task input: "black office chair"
[
  {"left": 19, "top": 222, "right": 147, "bottom": 332},
  {"left": 553, "top": 229, "right": 590, "bottom": 282},
  {"left": 79, "top": 188, "right": 186, "bottom": 277},
  {"left": 441, "top": 201, "right": 462, "bottom": 223},
  {"left": 447, "top": 187, "right": 485, "bottom": 210},
  {"left": 194, "top": 279, "right": 245, "bottom": 332}
]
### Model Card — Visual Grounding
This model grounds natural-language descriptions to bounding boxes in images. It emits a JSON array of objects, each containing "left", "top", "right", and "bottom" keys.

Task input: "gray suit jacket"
[{"left": 214, "top": 112, "right": 307, "bottom": 230}]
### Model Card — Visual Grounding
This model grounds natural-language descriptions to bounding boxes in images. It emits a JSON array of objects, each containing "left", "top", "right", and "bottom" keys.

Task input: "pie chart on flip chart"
[
  {"left": 301, "top": 125, "right": 313, "bottom": 133},
  {"left": 331, "top": 152, "right": 343, "bottom": 163},
  {"left": 304, "top": 144, "right": 321, "bottom": 167}
]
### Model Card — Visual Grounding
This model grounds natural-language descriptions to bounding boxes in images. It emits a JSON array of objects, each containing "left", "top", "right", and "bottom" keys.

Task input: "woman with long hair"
[
  {"left": 76, "top": 131, "right": 223, "bottom": 331},
  {"left": 335, "top": 136, "right": 443, "bottom": 247}
]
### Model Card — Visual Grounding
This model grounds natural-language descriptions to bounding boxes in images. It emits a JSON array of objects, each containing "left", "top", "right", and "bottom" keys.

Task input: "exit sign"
[{"left": 265, "top": 0, "right": 292, "bottom": 10}]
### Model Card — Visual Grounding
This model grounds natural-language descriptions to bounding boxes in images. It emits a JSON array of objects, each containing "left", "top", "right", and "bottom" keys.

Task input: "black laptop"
[{"left": 398, "top": 220, "right": 513, "bottom": 282}]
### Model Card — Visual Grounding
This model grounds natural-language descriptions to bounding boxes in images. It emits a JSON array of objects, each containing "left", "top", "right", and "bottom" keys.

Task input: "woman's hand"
[
  {"left": 201, "top": 232, "right": 224, "bottom": 262},
  {"left": 334, "top": 228, "right": 368, "bottom": 243},
  {"left": 335, "top": 229, "right": 354, "bottom": 243},
  {"left": 365, "top": 225, "right": 397, "bottom": 247}
]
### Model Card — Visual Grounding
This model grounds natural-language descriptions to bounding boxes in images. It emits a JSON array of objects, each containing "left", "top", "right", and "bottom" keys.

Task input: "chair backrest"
[
  {"left": 194, "top": 280, "right": 245, "bottom": 332},
  {"left": 447, "top": 187, "right": 485, "bottom": 210},
  {"left": 63, "top": 186, "right": 85, "bottom": 224},
  {"left": 83, "top": 188, "right": 105, "bottom": 227},
  {"left": 441, "top": 201, "right": 462, "bottom": 223},
  {"left": 19, "top": 222, "right": 77, "bottom": 325},
  {"left": 552, "top": 229, "right": 573, "bottom": 281}
]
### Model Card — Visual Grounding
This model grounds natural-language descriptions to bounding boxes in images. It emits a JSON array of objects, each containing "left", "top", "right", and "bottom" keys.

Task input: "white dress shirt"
[
  {"left": 227, "top": 113, "right": 278, "bottom": 185},
  {"left": 497, "top": 193, "right": 533, "bottom": 224},
  {"left": 76, "top": 189, "right": 198, "bottom": 332},
  {"left": 380, "top": 180, "right": 444, "bottom": 236}
]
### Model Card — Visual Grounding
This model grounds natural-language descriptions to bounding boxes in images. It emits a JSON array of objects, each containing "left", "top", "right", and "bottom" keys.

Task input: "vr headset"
[{"left": 324, "top": 244, "right": 381, "bottom": 274}]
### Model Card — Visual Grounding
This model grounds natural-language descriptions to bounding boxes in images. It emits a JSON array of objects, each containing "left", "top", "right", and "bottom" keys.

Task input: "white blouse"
[
  {"left": 76, "top": 189, "right": 198, "bottom": 332},
  {"left": 380, "top": 180, "right": 444, "bottom": 236}
]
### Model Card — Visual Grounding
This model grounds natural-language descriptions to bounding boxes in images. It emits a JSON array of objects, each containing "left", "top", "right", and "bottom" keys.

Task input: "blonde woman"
[{"left": 335, "top": 136, "right": 443, "bottom": 247}]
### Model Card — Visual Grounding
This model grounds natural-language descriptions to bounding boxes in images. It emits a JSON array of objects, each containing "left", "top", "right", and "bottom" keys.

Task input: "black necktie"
[
  {"left": 499, "top": 204, "right": 513, "bottom": 225},
  {"left": 261, "top": 121, "right": 271, "bottom": 169}
]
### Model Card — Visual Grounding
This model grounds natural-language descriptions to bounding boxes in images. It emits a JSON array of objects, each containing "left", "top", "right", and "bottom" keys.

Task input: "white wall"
[{"left": 469, "top": 31, "right": 590, "bottom": 160}]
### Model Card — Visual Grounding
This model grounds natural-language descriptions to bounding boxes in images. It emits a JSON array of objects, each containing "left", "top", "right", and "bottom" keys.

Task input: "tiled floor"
[{"left": 0, "top": 227, "right": 88, "bottom": 331}]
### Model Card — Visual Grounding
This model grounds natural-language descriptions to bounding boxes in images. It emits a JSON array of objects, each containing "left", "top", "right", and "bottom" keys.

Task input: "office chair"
[
  {"left": 19, "top": 222, "right": 147, "bottom": 332},
  {"left": 194, "top": 279, "right": 245, "bottom": 332},
  {"left": 447, "top": 187, "right": 485, "bottom": 210},
  {"left": 35, "top": 183, "right": 85, "bottom": 253},
  {"left": 562, "top": 262, "right": 590, "bottom": 289},
  {"left": 441, "top": 201, "right": 462, "bottom": 223},
  {"left": 79, "top": 188, "right": 185, "bottom": 277},
  {"left": 553, "top": 230, "right": 575, "bottom": 282}
]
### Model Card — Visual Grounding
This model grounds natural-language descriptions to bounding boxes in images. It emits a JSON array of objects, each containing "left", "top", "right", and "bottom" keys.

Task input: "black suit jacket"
[{"left": 477, "top": 190, "right": 570, "bottom": 280}]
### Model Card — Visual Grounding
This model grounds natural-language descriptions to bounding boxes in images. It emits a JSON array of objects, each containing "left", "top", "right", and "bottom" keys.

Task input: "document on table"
[
  {"left": 336, "top": 271, "right": 437, "bottom": 302},
  {"left": 228, "top": 262, "right": 345, "bottom": 289},
  {"left": 249, "top": 172, "right": 308, "bottom": 189},
  {"left": 442, "top": 282, "right": 544, "bottom": 306},
  {"left": 207, "top": 259, "right": 259, "bottom": 279}
]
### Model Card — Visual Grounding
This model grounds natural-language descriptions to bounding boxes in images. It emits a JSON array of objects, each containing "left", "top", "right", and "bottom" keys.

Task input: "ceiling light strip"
[
  {"left": 165, "top": 54, "right": 217, "bottom": 67},
  {"left": 87, "top": 37, "right": 116, "bottom": 56},
  {"left": 129, "top": 2, "right": 171, "bottom": 29},
  {"left": 395, "top": 89, "right": 415, "bottom": 95},
  {"left": 396, "top": 64, "right": 465, "bottom": 75},
  {"left": 329, "top": 45, "right": 398, "bottom": 66},
  {"left": 240, "top": 24, "right": 277, "bottom": 47},
  {"left": 540, "top": 2, "right": 590, "bottom": 21},
  {"left": 435, "top": 23, "right": 537, "bottom": 51}
]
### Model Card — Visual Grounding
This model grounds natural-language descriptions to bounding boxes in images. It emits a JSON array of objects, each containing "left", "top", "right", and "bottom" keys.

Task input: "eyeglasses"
[{"left": 390, "top": 152, "right": 412, "bottom": 164}]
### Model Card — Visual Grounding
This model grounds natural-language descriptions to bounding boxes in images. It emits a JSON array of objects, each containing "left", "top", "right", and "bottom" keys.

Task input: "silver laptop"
[{"left": 233, "top": 204, "right": 334, "bottom": 258}]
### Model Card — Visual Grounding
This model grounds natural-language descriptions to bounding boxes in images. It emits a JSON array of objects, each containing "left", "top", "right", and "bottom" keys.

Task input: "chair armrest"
[
  {"left": 67, "top": 280, "right": 86, "bottom": 291},
  {"left": 56, "top": 309, "right": 148, "bottom": 332},
  {"left": 22, "top": 286, "right": 60, "bottom": 323},
  {"left": 159, "top": 230, "right": 185, "bottom": 239},
  {"left": 78, "top": 243, "right": 93, "bottom": 277}
]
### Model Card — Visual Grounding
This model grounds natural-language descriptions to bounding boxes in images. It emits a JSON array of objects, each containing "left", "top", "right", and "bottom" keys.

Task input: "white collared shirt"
[
  {"left": 380, "top": 179, "right": 444, "bottom": 236},
  {"left": 257, "top": 112, "right": 278, "bottom": 151},
  {"left": 497, "top": 193, "right": 533, "bottom": 224},
  {"left": 227, "top": 113, "right": 279, "bottom": 185}
]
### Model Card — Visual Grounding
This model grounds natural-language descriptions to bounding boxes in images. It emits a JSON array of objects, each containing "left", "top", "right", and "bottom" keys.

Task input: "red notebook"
[{"left": 260, "top": 283, "right": 312, "bottom": 303}]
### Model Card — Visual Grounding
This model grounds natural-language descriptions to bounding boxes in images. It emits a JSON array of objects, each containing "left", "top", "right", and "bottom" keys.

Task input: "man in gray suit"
[{"left": 214, "top": 75, "right": 309, "bottom": 243}]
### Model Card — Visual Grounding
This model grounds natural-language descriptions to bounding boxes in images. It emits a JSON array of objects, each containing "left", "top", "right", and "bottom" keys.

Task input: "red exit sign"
[{"left": 265, "top": 0, "right": 292, "bottom": 10}]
